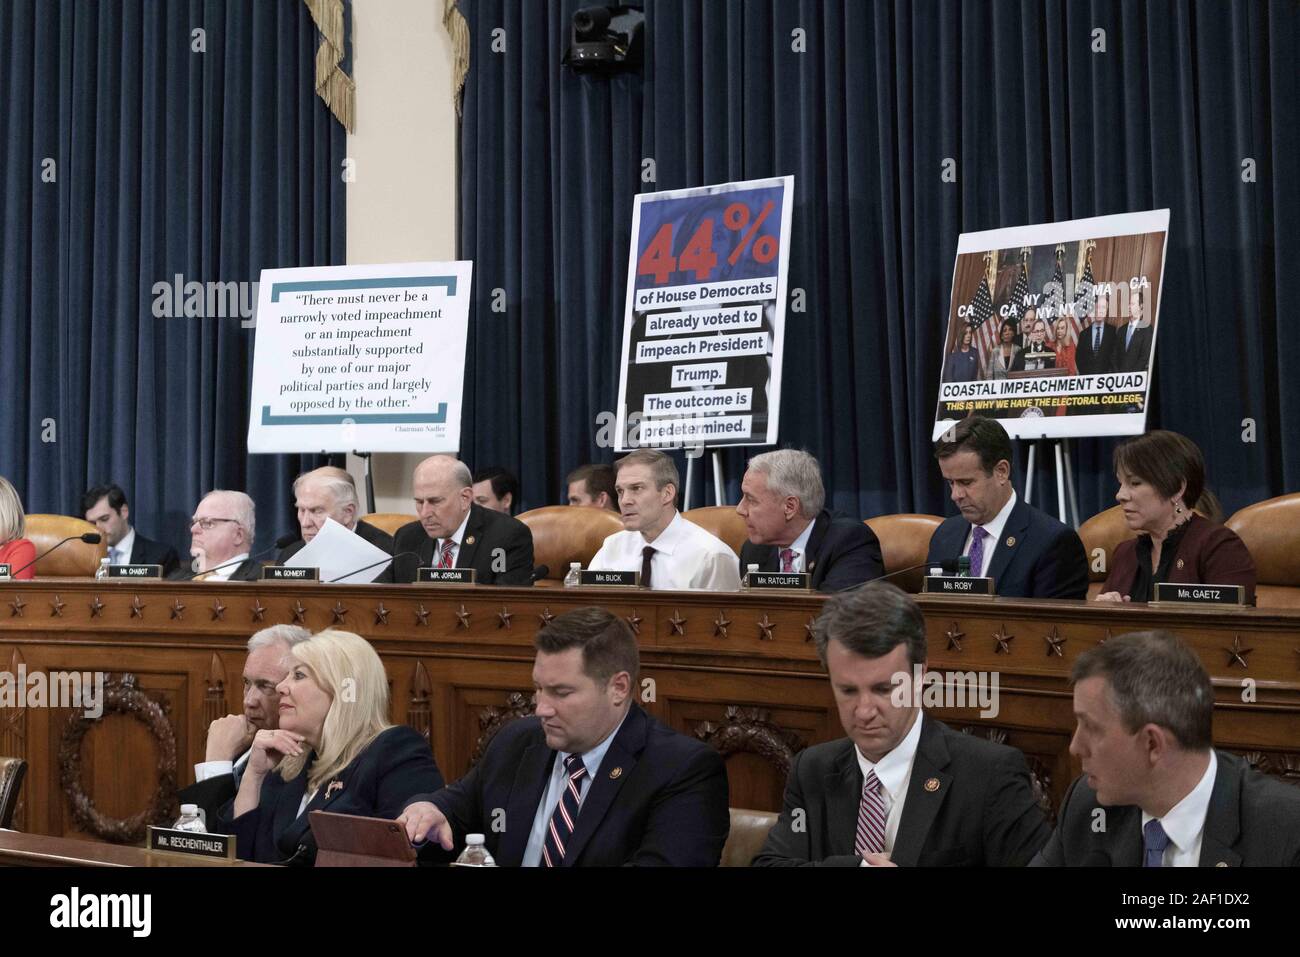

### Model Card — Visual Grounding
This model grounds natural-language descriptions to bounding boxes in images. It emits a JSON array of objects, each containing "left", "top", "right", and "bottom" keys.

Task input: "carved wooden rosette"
[
  {"left": 470, "top": 691, "right": 536, "bottom": 766},
  {"left": 59, "top": 673, "right": 178, "bottom": 843},
  {"left": 693, "top": 706, "right": 803, "bottom": 778}
]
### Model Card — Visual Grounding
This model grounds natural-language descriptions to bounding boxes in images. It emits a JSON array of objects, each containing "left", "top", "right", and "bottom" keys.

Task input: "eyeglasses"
[{"left": 190, "top": 517, "right": 241, "bottom": 531}]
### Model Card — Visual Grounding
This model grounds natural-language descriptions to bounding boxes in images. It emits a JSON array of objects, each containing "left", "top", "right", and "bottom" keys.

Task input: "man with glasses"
[{"left": 171, "top": 490, "right": 261, "bottom": 580}]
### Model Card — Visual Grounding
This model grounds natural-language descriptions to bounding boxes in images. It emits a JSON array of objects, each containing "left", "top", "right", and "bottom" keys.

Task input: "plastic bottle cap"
[
  {"left": 465, "top": 833, "right": 485, "bottom": 844},
  {"left": 569, "top": 562, "right": 580, "bottom": 569},
  {"left": 747, "top": 564, "right": 759, "bottom": 573},
  {"left": 181, "top": 804, "right": 199, "bottom": 815}
]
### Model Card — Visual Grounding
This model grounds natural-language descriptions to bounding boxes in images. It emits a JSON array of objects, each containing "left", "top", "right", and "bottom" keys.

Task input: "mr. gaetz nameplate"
[
  {"left": 580, "top": 570, "right": 639, "bottom": 587},
  {"left": 416, "top": 567, "right": 477, "bottom": 584},
  {"left": 745, "top": 572, "right": 809, "bottom": 590},
  {"left": 108, "top": 564, "right": 163, "bottom": 579},
  {"left": 923, "top": 575, "right": 994, "bottom": 596},
  {"left": 1153, "top": 582, "right": 1245, "bottom": 606},
  {"left": 146, "top": 826, "right": 236, "bottom": 861},
  {"left": 262, "top": 566, "right": 320, "bottom": 582}
]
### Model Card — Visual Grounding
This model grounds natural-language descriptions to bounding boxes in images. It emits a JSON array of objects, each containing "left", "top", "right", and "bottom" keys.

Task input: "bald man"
[
  {"left": 277, "top": 466, "right": 395, "bottom": 582},
  {"left": 171, "top": 490, "right": 261, "bottom": 581},
  {"left": 392, "top": 456, "right": 535, "bottom": 585}
]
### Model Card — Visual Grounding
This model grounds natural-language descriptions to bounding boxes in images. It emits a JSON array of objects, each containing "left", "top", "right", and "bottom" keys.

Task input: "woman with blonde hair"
[
  {"left": 227, "top": 629, "right": 444, "bottom": 864},
  {"left": 0, "top": 476, "right": 36, "bottom": 579}
]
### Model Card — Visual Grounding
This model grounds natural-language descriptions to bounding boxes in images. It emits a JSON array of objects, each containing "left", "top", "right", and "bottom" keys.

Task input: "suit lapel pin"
[
  {"left": 609, "top": 767, "right": 623, "bottom": 779},
  {"left": 808, "top": 560, "right": 816, "bottom": 571},
  {"left": 325, "top": 779, "right": 344, "bottom": 798},
  {"left": 1005, "top": 536, "right": 1016, "bottom": 548},
  {"left": 465, "top": 536, "right": 476, "bottom": 546},
  {"left": 923, "top": 777, "right": 940, "bottom": 792},
  {"left": 1176, "top": 558, "right": 1185, "bottom": 570}
]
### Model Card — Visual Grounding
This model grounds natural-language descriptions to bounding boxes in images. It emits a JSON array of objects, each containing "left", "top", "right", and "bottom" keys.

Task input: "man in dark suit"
[
  {"left": 177, "top": 624, "right": 310, "bottom": 826},
  {"left": 754, "top": 582, "right": 1050, "bottom": 866},
  {"left": 81, "top": 483, "right": 180, "bottom": 576},
  {"left": 276, "top": 466, "right": 394, "bottom": 582},
  {"left": 926, "top": 416, "right": 1088, "bottom": 599},
  {"left": 1075, "top": 287, "right": 1118, "bottom": 375},
  {"left": 391, "top": 455, "right": 534, "bottom": 585},
  {"left": 399, "top": 608, "right": 730, "bottom": 866},
  {"left": 736, "top": 449, "right": 883, "bottom": 592},
  {"left": 1114, "top": 284, "right": 1153, "bottom": 373},
  {"left": 1032, "top": 631, "right": 1300, "bottom": 866}
]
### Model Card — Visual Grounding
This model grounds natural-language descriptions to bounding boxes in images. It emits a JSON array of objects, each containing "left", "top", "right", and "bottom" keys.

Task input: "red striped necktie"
[
  {"left": 438, "top": 539, "right": 455, "bottom": 568},
  {"left": 854, "top": 770, "right": 887, "bottom": 857},
  {"left": 541, "top": 753, "right": 588, "bottom": 867}
]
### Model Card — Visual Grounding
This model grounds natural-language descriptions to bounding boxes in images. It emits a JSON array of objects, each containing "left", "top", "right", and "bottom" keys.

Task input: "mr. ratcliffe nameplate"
[
  {"left": 745, "top": 571, "right": 810, "bottom": 590},
  {"left": 923, "top": 575, "right": 994, "bottom": 596},
  {"left": 416, "top": 567, "right": 477, "bottom": 584},
  {"left": 1152, "top": 582, "right": 1245, "bottom": 606}
]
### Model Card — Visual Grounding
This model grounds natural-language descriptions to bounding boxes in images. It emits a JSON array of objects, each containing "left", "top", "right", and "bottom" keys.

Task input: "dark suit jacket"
[
  {"left": 276, "top": 519, "right": 396, "bottom": 584},
  {"left": 224, "top": 725, "right": 444, "bottom": 865},
  {"left": 1115, "top": 322, "right": 1152, "bottom": 372},
  {"left": 753, "top": 715, "right": 1051, "bottom": 866},
  {"left": 391, "top": 504, "right": 534, "bottom": 585},
  {"left": 1030, "top": 750, "right": 1300, "bottom": 866},
  {"left": 409, "top": 705, "right": 730, "bottom": 866},
  {"left": 1075, "top": 321, "right": 1118, "bottom": 375},
  {"left": 127, "top": 532, "right": 181, "bottom": 577},
  {"left": 177, "top": 752, "right": 246, "bottom": 829},
  {"left": 738, "top": 510, "right": 884, "bottom": 592},
  {"left": 165, "top": 556, "right": 264, "bottom": 582},
  {"left": 1102, "top": 514, "right": 1257, "bottom": 605},
  {"left": 926, "top": 498, "right": 1089, "bottom": 600}
]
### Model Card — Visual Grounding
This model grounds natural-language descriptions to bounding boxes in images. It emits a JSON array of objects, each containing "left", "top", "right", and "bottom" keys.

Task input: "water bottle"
[
  {"left": 95, "top": 557, "right": 111, "bottom": 580},
  {"left": 173, "top": 804, "right": 207, "bottom": 833},
  {"left": 742, "top": 563, "right": 759, "bottom": 590},
  {"left": 563, "top": 562, "right": 582, "bottom": 588},
  {"left": 453, "top": 833, "right": 496, "bottom": 866}
]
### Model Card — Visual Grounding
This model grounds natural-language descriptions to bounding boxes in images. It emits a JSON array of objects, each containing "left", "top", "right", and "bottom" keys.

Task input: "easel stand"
[
  {"left": 354, "top": 451, "right": 376, "bottom": 514},
  {"left": 682, "top": 448, "right": 727, "bottom": 510},
  {"left": 1023, "top": 437, "right": 1080, "bottom": 529}
]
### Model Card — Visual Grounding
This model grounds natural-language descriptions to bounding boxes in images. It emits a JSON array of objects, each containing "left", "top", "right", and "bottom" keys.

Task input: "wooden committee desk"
[{"left": 0, "top": 579, "right": 1296, "bottom": 844}]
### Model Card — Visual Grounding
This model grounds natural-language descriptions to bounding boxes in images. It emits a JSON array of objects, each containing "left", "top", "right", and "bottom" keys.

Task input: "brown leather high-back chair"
[
  {"left": 1227, "top": 493, "right": 1300, "bottom": 608},
  {"left": 23, "top": 515, "right": 107, "bottom": 576},
  {"left": 1077, "top": 505, "right": 1138, "bottom": 599},
  {"left": 516, "top": 506, "right": 627, "bottom": 585},
  {"left": 682, "top": 506, "right": 748, "bottom": 557},
  {"left": 359, "top": 513, "right": 419, "bottom": 538},
  {"left": 0, "top": 757, "right": 27, "bottom": 829},
  {"left": 863, "top": 513, "right": 944, "bottom": 594},
  {"left": 721, "top": 808, "right": 778, "bottom": 867}
]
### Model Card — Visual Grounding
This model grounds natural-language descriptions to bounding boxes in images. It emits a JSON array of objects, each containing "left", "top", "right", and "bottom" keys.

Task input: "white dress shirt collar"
[
  {"left": 639, "top": 510, "right": 686, "bottom": 553},
  {"left": 964, "top": 489, "right": 1017, "bottom": 577},
  {"left": 111, "top": 528, "right": 136, "bottom": 564},
  {"left": 207, "top": 553, "right": 250, "bottom": 581},
  {"left": 779, "top": 517, "right": 816, "bottom": 572},
  {"left": 1142, "top": 750, "right": 1217, "bottom": 867},
  {"left": 855, "top": 707, "right": 924, "bottom": 804}
]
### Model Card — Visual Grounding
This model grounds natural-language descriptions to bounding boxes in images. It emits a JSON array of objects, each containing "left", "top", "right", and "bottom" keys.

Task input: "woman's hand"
[{"left": 246, "top": 729, "right": 307, "bottom": 776}]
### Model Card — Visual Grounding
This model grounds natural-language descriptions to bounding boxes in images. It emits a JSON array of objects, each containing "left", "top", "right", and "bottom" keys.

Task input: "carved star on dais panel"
[
  {"left": 497, "top": 606, "right": 513, "bottom": 629},
  {"left": 170, "top": 598, "right": 185, "bottom": 620},
  {"left": 1225, "top": 635, "right": 1253, "bottom": 669},
  {"left": 1042, "top": 626, "right": 1066, "bottom": 658},
  {"left": 250, "top": 599, "right": 267, "bottom": 623},
  {"left": 992, "top": 624, "right": 1015, "bottom": 655},
  {"left": 130, "top": 595, "right": 146, "bottom": 619},
  {"left": 669, "top": 610, "right": 686, "bottom": 635},
  {"left": 331, "top": 601, "right": 348, "bottom": 625},
  {"left": 713, "top": 612, "right": 732, "bottom": 639},
  {"left": 625, "top": 611, "right": 642, "bottom": 635},
  {"left": 211, "top": 599, "right": 226, "bottom": 621},
  {"left": 290, "top": 601, "right": 307, "bottom": 624},
  {"left": 414, "top": 603, "right": 430, "bottom": 626},
  {"left": 373, "top": 603, "right": 389, "bottom": 626},
  {"left": 8, "top": 596, "right": 25, "bottom": 617},
  {"left": 757, "top": 614, "right": 775, "bottom": 641},
  {"left": 805, "top": 616, "right": 817, "bottom": 643},
  {"left": 455, "top": 605, "right": 472, "bottom": 629},
  {"left": 946, "top": 623, "right": 965, "bottom": 652},
  {"left": 538, "top": 607, "right": 555, "bottom": 627},
  {"left": 89, "top": 596, "right": 106, "bottom": 617},
  {"left": 49, "top": 595, "right": 66, "bottom": 617}
]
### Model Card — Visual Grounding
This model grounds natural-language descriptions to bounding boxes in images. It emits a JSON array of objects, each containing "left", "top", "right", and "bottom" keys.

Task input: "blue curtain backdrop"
[
  {"left": 0, "top": 0, "right": 347, "bottom": 554},
  {"left": 455, "top": 0, "right": 1299, "bottom": 522}
]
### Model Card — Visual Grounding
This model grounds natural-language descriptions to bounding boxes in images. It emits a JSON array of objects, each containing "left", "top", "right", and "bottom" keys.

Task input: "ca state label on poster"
[
  {"left": 932, "top": 210, "right": 1169, "bottom": 441},
  {"left": 615, "top": 176, "right": 794, "bottom": 451},
  {"left": 246, "top": 261, "right": 473, "bottom": 453}
]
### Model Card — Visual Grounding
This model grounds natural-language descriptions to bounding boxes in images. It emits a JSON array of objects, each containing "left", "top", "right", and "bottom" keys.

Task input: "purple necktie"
[
  {"left": 1143, "top": 819, "right": 1170, "bottom": 867},
  {"left": 854, "top": 771, "right": 887, "bottom": 857},
  {"left": 968, "top": 526, "right": 988, "bottom": 577},
  {"left": 779, "top": 548, "right": 796, "bottom": 573}
]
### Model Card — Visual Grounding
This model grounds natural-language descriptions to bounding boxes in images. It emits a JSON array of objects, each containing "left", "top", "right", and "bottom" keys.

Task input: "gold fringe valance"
[{"left": 302, "top": 0, "right": 356, "bottom": 132}]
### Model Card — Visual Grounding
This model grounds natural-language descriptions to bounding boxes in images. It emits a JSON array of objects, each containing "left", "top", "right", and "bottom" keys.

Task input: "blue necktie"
[
  {"left": 541, "top": 753, "right": 587, "bottom": 867},
  {"left": 1143, "top": 819, "right": 1170, "bottom": 867}
]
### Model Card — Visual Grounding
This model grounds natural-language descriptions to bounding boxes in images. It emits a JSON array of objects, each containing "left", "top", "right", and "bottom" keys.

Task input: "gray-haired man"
[
  {"left": 736, "top": 449, "right": 883, "bottom": 591},
  {"left": 177, "top": 625, "right": 312, "bottom": 824},
  {"left": 277, "top": 466, "right": 395, "bottom": 581}
]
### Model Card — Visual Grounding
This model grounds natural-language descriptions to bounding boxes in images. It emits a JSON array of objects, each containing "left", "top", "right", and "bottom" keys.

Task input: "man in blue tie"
[
  {"left": 1032, "top": 631, "right": 1300, "bottom": 866},
  {"left": 926, "top": 416, "right": 1088, "bottom": 599},
  {"left": 1115, "top": 283, "right": 1154, "bottom": 373},
  {"left": 398, "top": 607, "right": 730, "bottom": 865},
  {"left": 1075, "top": 286, "right": 1118, "bottom": 375}
]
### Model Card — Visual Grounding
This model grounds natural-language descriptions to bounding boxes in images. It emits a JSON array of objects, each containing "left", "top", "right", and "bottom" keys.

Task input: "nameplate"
[
  {"left": 262, "top": 566, "right": 320, "bottom": 582},
  {"left": 580, "top": 570, "right": 639, "bottom": 587},
  {"left": 923, "top": 575, "right": 994, "bottom": 596},
  {"left": 746, "top": 572, "right": 810, "bottom": 590},
  {"left": 1152, "top": 582, "right": 1245, "bottom": 606},
  {"left": 107, "top": 564, "right": 162, "bottom": 579},
  {"left": 0, "top": 564, "right": 9, "bottom": 581},
  {"left": 416, "top": 567, "right": 477, "bottom": 585},
  {"left": 146, "top": 826, "right": 236, "bottom": 861}
]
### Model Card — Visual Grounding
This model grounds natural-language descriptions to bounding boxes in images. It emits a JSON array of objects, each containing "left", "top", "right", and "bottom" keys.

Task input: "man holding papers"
[{"left": 277, "top": 466, "right": 394, "bottom": 582}]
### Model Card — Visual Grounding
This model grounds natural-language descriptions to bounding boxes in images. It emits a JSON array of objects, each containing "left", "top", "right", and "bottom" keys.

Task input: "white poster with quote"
[{"left": 246, "top": 261, "right": 473, "bottom": 453}]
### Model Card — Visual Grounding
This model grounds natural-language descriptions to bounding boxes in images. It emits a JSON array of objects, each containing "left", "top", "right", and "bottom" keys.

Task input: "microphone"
[
  {"left": 852, "top": 556, "right": 963, "bottom": 590},
  {"left": 9, "top": 533, "right": 102, "bottom": 578},
  {"left": 325, "top": 551, "right": 420, "bottom": 584},
  {"left": 530, "top": 564, "right": 550, "bottom": 583},
  {"left": 172, "top": 532, "right": 299, "bottom": 582}
]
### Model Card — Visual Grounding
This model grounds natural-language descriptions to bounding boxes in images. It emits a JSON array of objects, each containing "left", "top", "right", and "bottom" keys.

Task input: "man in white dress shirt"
[
  {"left": 1032, "top": 631, "right": 1300, "bottom": 866},
  {"left": 178, "top": 625, "right": 311, "bottom": 825},
  {"left": 588, "top": 450, "right": 740, "bottom": 592},
  {"left": 178, "top": 489, "right": 261, "bottom": 580}
]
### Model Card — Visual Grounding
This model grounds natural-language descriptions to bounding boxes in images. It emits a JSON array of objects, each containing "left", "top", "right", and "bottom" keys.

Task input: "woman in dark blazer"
[
  {"left": 1097, "top": 431, "right": 1256, "bottom": 604},
  {"left": 942, "top": 327, "right": 981, "bottom": 382},
  {"left": 225, "top": 629, "right": 444, "bottom": 864}
]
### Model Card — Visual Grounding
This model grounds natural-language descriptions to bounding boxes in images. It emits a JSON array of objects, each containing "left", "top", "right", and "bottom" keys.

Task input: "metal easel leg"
[
  {"left": 1053, "top": 441, "right": 1068, "bottom": 523},
  {"left": 1025, "top": 441, "right": 1037, "bottom": 505},
  {"left": 711, "top": 449, "right": 726, "bottom": 505},
  {"left": 1061, "top": 439, "right": 1081, "bottom": 529}
]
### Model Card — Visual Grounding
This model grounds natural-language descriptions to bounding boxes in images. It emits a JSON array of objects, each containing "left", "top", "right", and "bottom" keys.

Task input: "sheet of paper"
[{"left": 286, "top": 518, "right": 391, "bottom": 584}]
